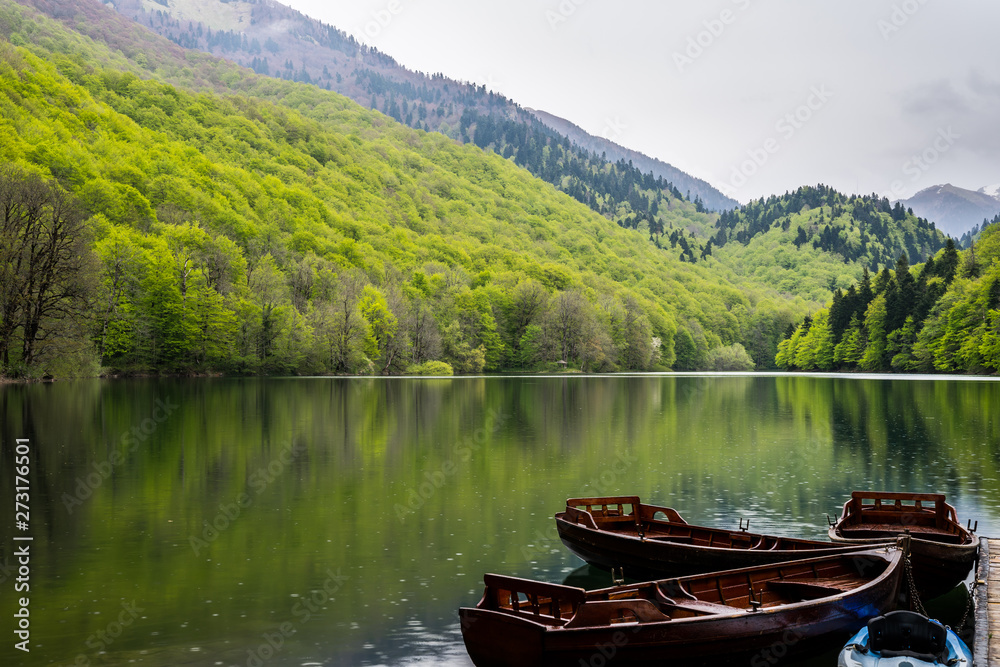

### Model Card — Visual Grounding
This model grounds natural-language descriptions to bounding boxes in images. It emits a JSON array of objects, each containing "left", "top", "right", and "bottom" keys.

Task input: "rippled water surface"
[{"left": 2, "top": 374, "right": 997, "bottom": 666}]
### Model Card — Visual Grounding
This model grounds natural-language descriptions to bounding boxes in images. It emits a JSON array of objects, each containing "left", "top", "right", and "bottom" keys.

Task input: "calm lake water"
[{"left": 2, "top": 374, "right": 999, "bottom": 666}]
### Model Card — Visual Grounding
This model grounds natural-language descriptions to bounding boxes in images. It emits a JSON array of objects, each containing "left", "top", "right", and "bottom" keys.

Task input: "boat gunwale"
[
  {"left": 829, "top": 490, "right": 977, "bottom": 548},
  {"left": 464, "top": 543, "right": 905, "bottom": 634},
  {"left": 558, "top": 513, "right": 866, "bottom": 555},
  {"left": 556, "top": 501, "right": 853, "bottom": 556},
  {"left": 827, "top": 528, "right": 979, "bottom": 551}
]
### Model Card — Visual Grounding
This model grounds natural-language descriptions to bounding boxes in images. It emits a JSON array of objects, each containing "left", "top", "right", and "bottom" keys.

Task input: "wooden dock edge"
[
  {"left": 975, "top": 537, "right": 988, "bottom": 665},
  {"left": 975, "top": 537, "right": 993, "bottom": 666}
]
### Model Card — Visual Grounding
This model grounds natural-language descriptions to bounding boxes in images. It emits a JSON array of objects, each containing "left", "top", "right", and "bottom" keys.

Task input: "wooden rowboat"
[
  {"left": 555, "top": 496, "right": 866, "bottom": 579},
  {"left": 460, "top": 542, "right": 906, "bottom": 666},
  {"left": 828, "top": 491, "right": 979, "bottom": 599}
]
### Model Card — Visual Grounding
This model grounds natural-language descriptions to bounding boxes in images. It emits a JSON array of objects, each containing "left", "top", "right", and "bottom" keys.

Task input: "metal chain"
[
  {"left": 904, "top": 553, "right": 975, "bottom": 630},
  {"left": 905, "top": 555, "right": 927, "bottom": 616},
  {"left": 957, "top": 579, "right": 976, "bottom": 630}
]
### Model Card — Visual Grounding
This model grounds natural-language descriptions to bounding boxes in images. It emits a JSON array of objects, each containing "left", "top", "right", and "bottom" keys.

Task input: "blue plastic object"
[{"left": 838, "top": 610, "right": 973, "bottom": 666}]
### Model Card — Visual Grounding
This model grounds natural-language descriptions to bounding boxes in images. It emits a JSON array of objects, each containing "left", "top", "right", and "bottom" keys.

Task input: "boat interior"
[
  {"left": 562, "top": 497, "right": 833, "bottom": 551},
  {"left": 475, "top": 555, "right": 889, "bottom": 630},
  {"left": 836, "top": 492, "right": 972, "bottom": 544}
]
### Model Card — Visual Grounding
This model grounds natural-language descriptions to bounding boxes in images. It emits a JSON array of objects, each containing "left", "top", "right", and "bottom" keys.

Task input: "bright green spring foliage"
[
  {"left": 777, "top": 232, "right": 1000, "bottom": 374},
  {"left": 715, "top": 185, "right": 947, "bottom": 302},
  {"left": 0, "top": 2, "right": 813, "bottom": 376}
]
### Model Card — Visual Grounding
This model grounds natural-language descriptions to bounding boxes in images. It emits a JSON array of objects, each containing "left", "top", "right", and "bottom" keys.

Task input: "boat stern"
[{"left": 459, "top": 607, "right": 546, "bottom": 667}]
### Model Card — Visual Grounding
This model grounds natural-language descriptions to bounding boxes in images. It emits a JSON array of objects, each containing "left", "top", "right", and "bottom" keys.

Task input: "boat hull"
[
  {"left": 828, "top": 530, "right": 978, "bottom": 599},
  {"left": 827, "top": 490, "right": 978, "bottom": 599},
  {"left": 461, "top": 549, "right": 905, "bottom": 666},
  {"left": 462, "top": 604, "right": 880, "bottom": 666},
  {"left": 556, "top": 513, "right": 867, "bottom": 579}
]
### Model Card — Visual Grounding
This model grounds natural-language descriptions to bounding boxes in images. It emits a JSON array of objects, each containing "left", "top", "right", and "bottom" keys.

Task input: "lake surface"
[{"left": 2, "top": 374, "right": 999, "bottom": 666}]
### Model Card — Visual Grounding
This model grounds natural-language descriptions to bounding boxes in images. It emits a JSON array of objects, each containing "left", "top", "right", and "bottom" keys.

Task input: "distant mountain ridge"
[
  {"left": 898, "top": 183, "right": 1000, "bottom": 239},
  {"left": 104, "top": 0, "right": 737, "bottom": 214},
  {"left": 529, "top": 109, "right": 738, "bottom": 212}
]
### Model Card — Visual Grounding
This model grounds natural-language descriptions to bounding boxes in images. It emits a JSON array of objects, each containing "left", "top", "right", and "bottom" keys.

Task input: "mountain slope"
[
  {"left": 14, "top": 0, "right": 735, "bottom": 261},
  {"left": 103, "top": 0, "right": 737, "bottom": 221},
  {"left": 713, "top": 185, "right": 948, "bottom": 302},
  {"left": 777, "top": 224, "right": 1000, "bottom": 375},
  {"left": 898, "top": 183, "right": 1000, "bottom": 238},
  {"left": 0, "top": 0, "right": 808, "bottom": 377},
  {"left": 529, "top": 108, "right": 738, "bottom": 212}
]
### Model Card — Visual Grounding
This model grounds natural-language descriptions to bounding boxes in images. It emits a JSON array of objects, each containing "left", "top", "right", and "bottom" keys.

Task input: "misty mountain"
[
  {"left": 898, "top": 183, "right": 1000, "bottom": 238},
  {"left": 105, "top": 0, "right": 736, "bottom": 220},
  {"left": 958, "top": 212, "right": 1000, "bottom": 248},
  {"left": 529, "top": 109, "right": 738, "bottom": 212}
]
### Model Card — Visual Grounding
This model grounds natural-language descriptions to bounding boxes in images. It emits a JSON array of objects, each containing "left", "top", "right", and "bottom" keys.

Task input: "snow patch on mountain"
[{"left": 977, "top": 184, "right": 1000, "bottom": 200}]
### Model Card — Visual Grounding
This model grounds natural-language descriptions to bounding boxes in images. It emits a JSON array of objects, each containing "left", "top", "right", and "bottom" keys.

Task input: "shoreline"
[{"left": 2, "top": 369, "right": 998, "bottom": 384}]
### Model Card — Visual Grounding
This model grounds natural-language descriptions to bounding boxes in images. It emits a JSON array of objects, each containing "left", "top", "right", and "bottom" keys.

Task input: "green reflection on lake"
[{"left": 2, "top": 375, "right": 998, "bottom": 666}]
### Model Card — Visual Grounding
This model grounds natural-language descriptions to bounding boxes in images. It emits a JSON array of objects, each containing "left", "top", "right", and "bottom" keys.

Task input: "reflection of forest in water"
[{"left": 0, "top": 375, "right": 996, "bottom": 666}]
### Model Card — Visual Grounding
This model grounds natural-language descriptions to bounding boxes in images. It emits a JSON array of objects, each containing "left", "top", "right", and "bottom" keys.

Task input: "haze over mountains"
[
  {"left": 899, "top": 183, "right": 1000, "bottom": 239},
  {"left": 111, "top": 0, "right": 1000, "bottom": 239},
  {"left": 104, "top": 0, "right": 1000, "bottom": 239},
  {"left": 107, "top": 0, "right": 737, "bottom": 215},
  {"left": 528, "top": 108, "right": 738, "bottom": 212}
]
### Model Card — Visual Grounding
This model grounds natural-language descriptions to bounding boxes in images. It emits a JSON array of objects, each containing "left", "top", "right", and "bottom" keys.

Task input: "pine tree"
[
  {"left": 794, "top": 226, "right": 808, "bottom": 247},
  {"left": 989, "top": 278, "right": 1000, "bottom": 311},
  {"left": 886, "top": 254, "right": 914, "bottom": 332},
  {"left": 937, "top": 239, "right": 959, "bottom": 283},
  {"left": 858, "top": 267, "right": 875, "bottom": 312},
  {"left": 829, "top": 288, "right": 851, "bottom": 342}
]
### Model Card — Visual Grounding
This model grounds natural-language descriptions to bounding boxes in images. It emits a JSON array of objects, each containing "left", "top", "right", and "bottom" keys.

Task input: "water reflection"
[{"left": 0, "top": 375, "right": 997, "bottom": 666}]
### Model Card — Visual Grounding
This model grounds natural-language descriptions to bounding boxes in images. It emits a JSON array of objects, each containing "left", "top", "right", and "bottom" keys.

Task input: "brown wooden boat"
[
  {"left": 460, "top": 542, "right": 906, "bottom": 666},
  {"left": 828, "top": 491, "right": 979, "bottom": 599},
  {"left": 555, "top": 496, "right": 866, "bottom": 579}
]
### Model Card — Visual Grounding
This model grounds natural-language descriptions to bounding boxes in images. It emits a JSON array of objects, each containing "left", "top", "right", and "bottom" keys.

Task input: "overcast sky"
[{"left": 280, "top": 0, "right": 1000, "bottom": 204}]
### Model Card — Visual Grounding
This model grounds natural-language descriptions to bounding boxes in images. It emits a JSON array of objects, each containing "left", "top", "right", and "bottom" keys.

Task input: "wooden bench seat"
[
  {"left": 764, "top": 579, "right": 850, "bottom": 600},
  {"left": 647, "top": 534, "right": 695, "bottom": 544},
  {"left": 806, "top": 577, "right": 865, "bottom": 591},
  {"left": 660, "top": 598, "right": 737, "bottom": 615}
]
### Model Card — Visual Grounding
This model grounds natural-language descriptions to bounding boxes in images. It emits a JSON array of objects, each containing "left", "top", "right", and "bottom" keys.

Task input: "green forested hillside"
[
  {"left": 714, "top": 185, "right": 948, "bottom": 302},
  {"left": 0, "top": 0, "right": 811, "bottom": 378},
  {"left": 103, "top": 0, "right": 738, "bottom": 212},
  {"left": 776, "top": 228, "right": 1000, "bottom": 374},
  {"left": 2, "top": 0, "right": 993, "bottom": 379}
]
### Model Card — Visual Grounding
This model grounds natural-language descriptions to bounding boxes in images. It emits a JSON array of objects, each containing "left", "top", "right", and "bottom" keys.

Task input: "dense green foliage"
[
  {"left": 777, "top": 229, "right": 1000, "bottom": 374},
  {"left": 713, "top": 185, "right": 948, "bottom": 302},
  {"left": 15, "top": 0, "right": 930, "bottom": 292},
  {"left": 108, "top": 0, "right": 737, "bottom": 212},
  {"left": 0, "top": 0, "right": 816, "bottom": 377},
  {"left": 2, "top": 0, "right": 991, "bottom": 378}
]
